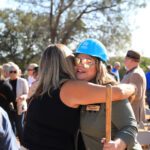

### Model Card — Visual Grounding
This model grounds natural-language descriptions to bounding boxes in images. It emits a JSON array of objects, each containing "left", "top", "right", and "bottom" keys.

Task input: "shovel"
[{"left": 106, "top": 84, "right": 112, "bottom": 143}]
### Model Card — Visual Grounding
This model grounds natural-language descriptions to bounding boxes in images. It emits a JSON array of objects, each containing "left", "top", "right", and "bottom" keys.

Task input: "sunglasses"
[
  {"left": 9, "top": 71, "right": 17, "bottom": 74},
  {"left": 28, "top": 69, "right": 33, "bottom": 71},
  {"left": 75, "top": 57, "right": 96, "bottom": 68}
]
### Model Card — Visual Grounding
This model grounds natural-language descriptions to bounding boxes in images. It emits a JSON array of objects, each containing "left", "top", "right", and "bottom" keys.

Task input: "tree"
[
  {"left": 14, "top": 0, "right": 148, "bottom": 51},
  {"left": 0, "top": 9, "right": 50, "bottom": 69},
  {"left": 0, "top": 0, "right": 148, "bottom": 70}
]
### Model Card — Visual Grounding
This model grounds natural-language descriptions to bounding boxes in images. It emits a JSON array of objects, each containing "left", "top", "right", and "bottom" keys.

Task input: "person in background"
[
  {"left": 7, "top": 63, "right": 29, "bottom": 145},
  {"left": 106, "top": 64, "right": 117, "bottom": 81},
  {"left": 28, "top": 66, "right": 39, "bottom": 100},
  {"left": 0, "top": 106, "right": 19, "bottom": 150},
  {"left": 0, "top": 80, "right": 15, "bottom": 121},
  {"left": 145, "top": 65, "right": 150, "bottom": 109},
  {"left": 111, "top": 61, "right": 121, "bottom": 82},
  {"left": 121, "top": 50, "right": 146, "bottom": 125},
  {"left": 27, "top": 63, "right": 38, "bottom": 88},
  {"left": 0, "top": 66, "right": 15, "bottom": 124},
  {"left": 2, "top": 63, "right": 11, "bottom": 79},
  {"left": 32, "top": 66, "right": 39, "bottom": 81},
  {"left": 74, "top": 39, "right": 141, "bottom": 150},
  {"left": 23, "top": 44, "right": 136, "bottom": 150}
]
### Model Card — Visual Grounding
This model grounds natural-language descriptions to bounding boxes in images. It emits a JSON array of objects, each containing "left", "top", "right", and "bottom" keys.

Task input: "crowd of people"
[{"left": 0, "top": 38, "right": 149, "bottom": 150}]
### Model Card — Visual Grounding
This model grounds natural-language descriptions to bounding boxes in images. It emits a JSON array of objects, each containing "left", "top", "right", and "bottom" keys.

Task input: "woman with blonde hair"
[
  {"left": 74, "top": 39, "right": 141, "bottom": 150},
  {"left": 7, "top": 63, "right": 28, "bottom": 145},
  {"left": 23, "top": 44, "right": 136, "bottom": 150}
]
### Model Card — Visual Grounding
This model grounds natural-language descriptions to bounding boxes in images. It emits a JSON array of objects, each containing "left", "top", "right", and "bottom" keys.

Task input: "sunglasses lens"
[
  {"left": 83, "top": 64, "right": 90, "bottom": 69},
  {"left": 10, "top": 71, "right": 17, "bottom": 73},
  {"left": 75, "top": 57, "right": 95, "bottom": 68},
  {"left": 28, "top": 69, "right": 33, "bottom": 71},
  {"left": 83, "top": 59, "right": 92, "bottom": 64}
]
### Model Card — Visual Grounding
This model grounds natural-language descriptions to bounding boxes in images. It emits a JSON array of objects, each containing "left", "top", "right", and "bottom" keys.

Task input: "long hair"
[
  {"left": 34, "top": 44, "right": 76, "bottom": 97},
  {"left": 0, "top": 66, "right": 4, "bottom": 80},
  {"left": 95, "top": 60, "right": 117, "bottom": 85}
]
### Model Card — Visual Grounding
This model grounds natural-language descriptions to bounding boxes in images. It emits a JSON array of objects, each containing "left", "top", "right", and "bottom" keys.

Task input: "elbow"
[
  {"left": 112, "top": 87, "right": 125, "bottom": 101},
  {"left": 118, "top": 85, "right": 134, "bottom": 100}
]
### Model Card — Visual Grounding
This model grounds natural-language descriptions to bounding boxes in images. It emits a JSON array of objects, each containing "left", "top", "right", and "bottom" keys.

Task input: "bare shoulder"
[{"left": 60, "top": 80, "right": 81, "bottom": 108}]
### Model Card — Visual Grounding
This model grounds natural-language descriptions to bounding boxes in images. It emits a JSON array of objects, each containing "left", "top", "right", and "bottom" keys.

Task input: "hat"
[{"left": 126, "top": 50, "right": 141, "bottom": 62}]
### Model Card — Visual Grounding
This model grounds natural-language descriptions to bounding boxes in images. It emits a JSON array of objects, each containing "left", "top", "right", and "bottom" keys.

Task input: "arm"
[
  {"left": 16, "top": 79, "right": 29, "bottom": 112},
  {"left": 0, "top": 107, "right": 19, "bottom": 150},
  {"left": 108, "top": 100, "right": 138, "bottom": 149},
  {"left": 17, "top": 79, "right": 29, "bottom": 101},
  {"left": 129, "top": 73, "right": 145, "bottom": 103},
  {"left": 22, "top": 79, "right": 29, "bottom": 99},
  {"left": 60, "top": 80, "right": 136, "bottom": 107}
]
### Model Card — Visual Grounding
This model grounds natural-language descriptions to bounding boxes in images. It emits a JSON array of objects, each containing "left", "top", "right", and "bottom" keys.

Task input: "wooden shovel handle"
[{"left": 106, "top": 84, "right": 112, "bottom": 143}]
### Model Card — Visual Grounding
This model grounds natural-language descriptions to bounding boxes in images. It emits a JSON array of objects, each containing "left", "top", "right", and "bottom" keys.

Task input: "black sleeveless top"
[
  {"left": 0, "top": 80, "right": 15, "bottom": 112},
  {"left": 9, "top": 79, "right": 17, "bottom": 110},
  {"left": 23, "top": 88, "right": 80, "bottom": 150}
]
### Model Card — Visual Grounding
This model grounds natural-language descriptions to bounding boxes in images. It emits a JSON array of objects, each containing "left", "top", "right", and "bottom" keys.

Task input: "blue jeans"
[{"left": 11, "top": 112, "right": 24, "bottom": 145}]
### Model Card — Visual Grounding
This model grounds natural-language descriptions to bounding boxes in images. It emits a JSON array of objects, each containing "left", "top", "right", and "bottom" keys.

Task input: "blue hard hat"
[{"left": 75, "top": 38, "right": 109, "bottom": 62}]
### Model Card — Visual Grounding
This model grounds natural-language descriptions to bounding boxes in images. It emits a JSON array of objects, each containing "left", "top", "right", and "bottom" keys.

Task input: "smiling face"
[{"left": 75, "top": 54, "right": 97, "bottom": 81}]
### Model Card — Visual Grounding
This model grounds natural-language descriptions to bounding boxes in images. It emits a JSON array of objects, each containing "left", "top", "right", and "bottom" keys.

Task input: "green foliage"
[
  {"left": 140, "top": 57, "right": 150, "bottom": 72},
  {"left": 0, "top": 0, "right": 149, "bottom": 70},
  {"left": 0, "top": 9, "right": 50, "bottom": 70}
]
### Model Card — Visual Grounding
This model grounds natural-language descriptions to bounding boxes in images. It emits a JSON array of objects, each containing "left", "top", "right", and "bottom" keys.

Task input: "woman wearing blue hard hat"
[
  {"left": 24, "top": 44, "right": 137, "bottom": 150},
  {"left": 74, "top": 39, "right": 142, "bottom": 150}
]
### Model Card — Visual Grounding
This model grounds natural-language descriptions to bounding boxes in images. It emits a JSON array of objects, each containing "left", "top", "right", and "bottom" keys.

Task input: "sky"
[
  {"left": 1, "top": 0, "right": 17, "bottom": 9},
  {"left": 0, "top": 0, "right": 150, "bottom": 58},
  {"left": 131, "top": 3, "right": 150, "bottom": 57}
]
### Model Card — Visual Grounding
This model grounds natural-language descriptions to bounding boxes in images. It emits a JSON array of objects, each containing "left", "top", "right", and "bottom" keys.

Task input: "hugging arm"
[{"left": 60, "top": 80, "right": 136, "bottom": 108}]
